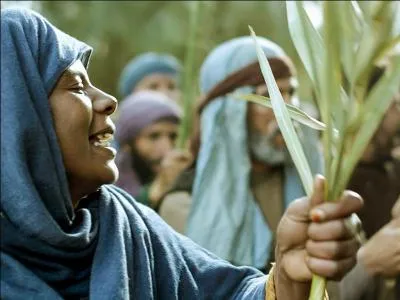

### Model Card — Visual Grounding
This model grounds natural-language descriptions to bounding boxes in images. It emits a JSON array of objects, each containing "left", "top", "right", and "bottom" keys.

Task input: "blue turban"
[{"left": 118, "top": 52, "right": 182, "bottom": 98}]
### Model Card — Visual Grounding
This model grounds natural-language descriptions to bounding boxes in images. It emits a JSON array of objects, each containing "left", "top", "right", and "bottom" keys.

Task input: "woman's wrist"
[{"left": 274, "top": 260, "right": 311, "bottom": 300}]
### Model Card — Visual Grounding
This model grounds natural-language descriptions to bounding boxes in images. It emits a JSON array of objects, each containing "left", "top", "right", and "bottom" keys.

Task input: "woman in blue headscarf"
[
  {"left": 118, "top": 52, "right": 182, "bottom": 103},
  {"left": 1, "top": 7, "right": 363, "bottom": 300}
]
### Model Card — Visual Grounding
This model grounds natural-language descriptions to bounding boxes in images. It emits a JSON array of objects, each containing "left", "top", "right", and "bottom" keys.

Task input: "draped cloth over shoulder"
[{"left": 1, "top": 8, "right": 269, "bottom": 299}]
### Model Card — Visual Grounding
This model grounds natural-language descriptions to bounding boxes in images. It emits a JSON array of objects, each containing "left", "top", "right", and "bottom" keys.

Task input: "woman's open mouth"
[
  {"left": 89, "top": 127, "right": 117, "bottom": 157},
  {"left": 92, "top": 133, "right": 113, "bottom": 147}
]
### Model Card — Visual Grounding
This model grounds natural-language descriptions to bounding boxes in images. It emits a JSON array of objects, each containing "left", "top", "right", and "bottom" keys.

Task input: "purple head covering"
[
  {"left": 115, "top": 90, "right": 182, "bottom": 144},
  {"left": 115, "top": 90, "right": 182, "bottom": 197}
]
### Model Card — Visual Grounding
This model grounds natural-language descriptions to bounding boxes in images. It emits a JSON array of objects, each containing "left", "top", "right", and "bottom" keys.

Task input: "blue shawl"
[
  {"left": 186, "top": 37, "right": 323, "bottom": 269},
  {"left": 1, "top": 8, "right": 267, "bottom": 299}
]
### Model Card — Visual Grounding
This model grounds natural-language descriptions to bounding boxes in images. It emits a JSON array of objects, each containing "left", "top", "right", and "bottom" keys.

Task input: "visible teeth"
[
  {"left": 94, "top": 140, "right": 111, "bottom": 147},
  {"left": 96, "top": 133, "right": 113, "bottom": 142},
  {"left": 91, "top": 132, "right": 113, "bottom": 147},
  {"left": 102, "top": 133, "right": 113, "bottom": 140}
]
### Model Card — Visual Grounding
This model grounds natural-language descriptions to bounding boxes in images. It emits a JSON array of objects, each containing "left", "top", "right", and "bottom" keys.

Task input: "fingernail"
[{"left": 310, "top": 209, "right": 325, "bottom": 222}]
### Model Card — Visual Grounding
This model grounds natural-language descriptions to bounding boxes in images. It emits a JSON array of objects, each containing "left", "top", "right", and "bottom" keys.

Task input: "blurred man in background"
[
  {"left": 158, "top": 36, "right": 323, "bottom": 273},
  {"left": 114, "top": 90, "right": 192, "bottom": 209}
]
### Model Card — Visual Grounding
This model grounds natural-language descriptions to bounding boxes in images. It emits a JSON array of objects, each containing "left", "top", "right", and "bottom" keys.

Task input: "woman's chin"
[
  {"left": 69, "top": 161, "right": 119, "bottom": 205},
  {"left": 103, "top": 161, "right": 119, "bottom": 184},
  {"left": 92, "top": 162, "right": 119, "bottom": 188}
]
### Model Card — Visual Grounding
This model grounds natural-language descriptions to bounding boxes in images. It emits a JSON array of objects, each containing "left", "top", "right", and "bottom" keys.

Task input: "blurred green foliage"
[{"left": 4, "top": 1, "right": 317, "bottom": 101}]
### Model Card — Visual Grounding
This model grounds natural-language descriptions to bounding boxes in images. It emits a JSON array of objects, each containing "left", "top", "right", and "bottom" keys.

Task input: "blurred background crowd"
[{"left": 1, "top": 0, "right": 321, "bottom": 101}]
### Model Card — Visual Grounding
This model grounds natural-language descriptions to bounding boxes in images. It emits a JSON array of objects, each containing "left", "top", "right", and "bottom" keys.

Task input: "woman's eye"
[{"left": 71, "top": 85, "right": 87, "bottom": 95}]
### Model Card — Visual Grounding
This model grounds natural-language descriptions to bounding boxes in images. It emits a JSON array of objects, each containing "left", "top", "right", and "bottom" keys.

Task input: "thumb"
[{"left": 309, "top": 174, "right": 325, "bottom": 222}]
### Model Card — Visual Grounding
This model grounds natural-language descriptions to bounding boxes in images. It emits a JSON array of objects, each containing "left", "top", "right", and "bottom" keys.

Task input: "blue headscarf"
[
  {"left": 118, "top": 52, "right": 182, "bottom": 98},
  {"left": 186, "top": 36, "right": 323, "bottom": 268},
  {"left": 1, "top": 8, "right": 269, "bottom": 299}
]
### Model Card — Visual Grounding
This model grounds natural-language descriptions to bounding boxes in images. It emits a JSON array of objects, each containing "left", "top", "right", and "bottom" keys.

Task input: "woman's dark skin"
[
  {"left": 49, "top": 60, "right": 118, "bottom": 207},
  {"left": 49, "top": 60, "right": 363, "bottom": 299}
]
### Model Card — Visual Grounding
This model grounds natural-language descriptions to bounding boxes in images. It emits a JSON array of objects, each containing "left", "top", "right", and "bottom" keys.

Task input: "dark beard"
[{"left": 130, "top": 148, "right": 157, "bottom": 186}]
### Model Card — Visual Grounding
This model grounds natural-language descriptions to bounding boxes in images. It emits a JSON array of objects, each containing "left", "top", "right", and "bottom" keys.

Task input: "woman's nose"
[{"left": 93, "top": 88, "right": 118, "bottom": 115}]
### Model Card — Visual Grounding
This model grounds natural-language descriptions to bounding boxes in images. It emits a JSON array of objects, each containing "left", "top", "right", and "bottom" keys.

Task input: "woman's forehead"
[
  {"left": 63, "top": 60, "right": 87, "bottom": 77},
  {"left": 58, "top": 60, "right": 89, "bottom": 83}
]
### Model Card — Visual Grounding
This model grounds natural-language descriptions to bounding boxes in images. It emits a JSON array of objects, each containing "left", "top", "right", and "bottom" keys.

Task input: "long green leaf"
[
  {"left": 286, "top": 0, "right": 345, "bottom": 150},
  {"left": 340, "top": 1, "right": 363, "bottom": 82},
  {"left": 250, "top": 24, "right": 330, "bottom": 300},
  {"left": 286, "top": 1, "right": 323, "bottom": 92},
  {"left": 177, "top": 1, "right": 202, "bottom": 149},
  {"left": 353, "top": 2, "right": 396, "bottom": 87},
  {"left": 357, "top": 1, "right": 378, "bottom": 23},
  {"left": 249, "top": 26, "right": 313, "bottom": 196},
  {"left": 321, "top": 2, "right": 343, "bottom": 200},
  {"left": 307, "top": 4, "right": 346, "bottom": 299},
  {"left": 235, "top": 93, "right": 335, "bottom": 132}
]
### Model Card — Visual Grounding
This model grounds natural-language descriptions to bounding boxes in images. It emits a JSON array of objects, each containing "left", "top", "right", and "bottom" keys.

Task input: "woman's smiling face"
[{"left": 49, "top": 60, "right": 118, "bottom": 205}]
